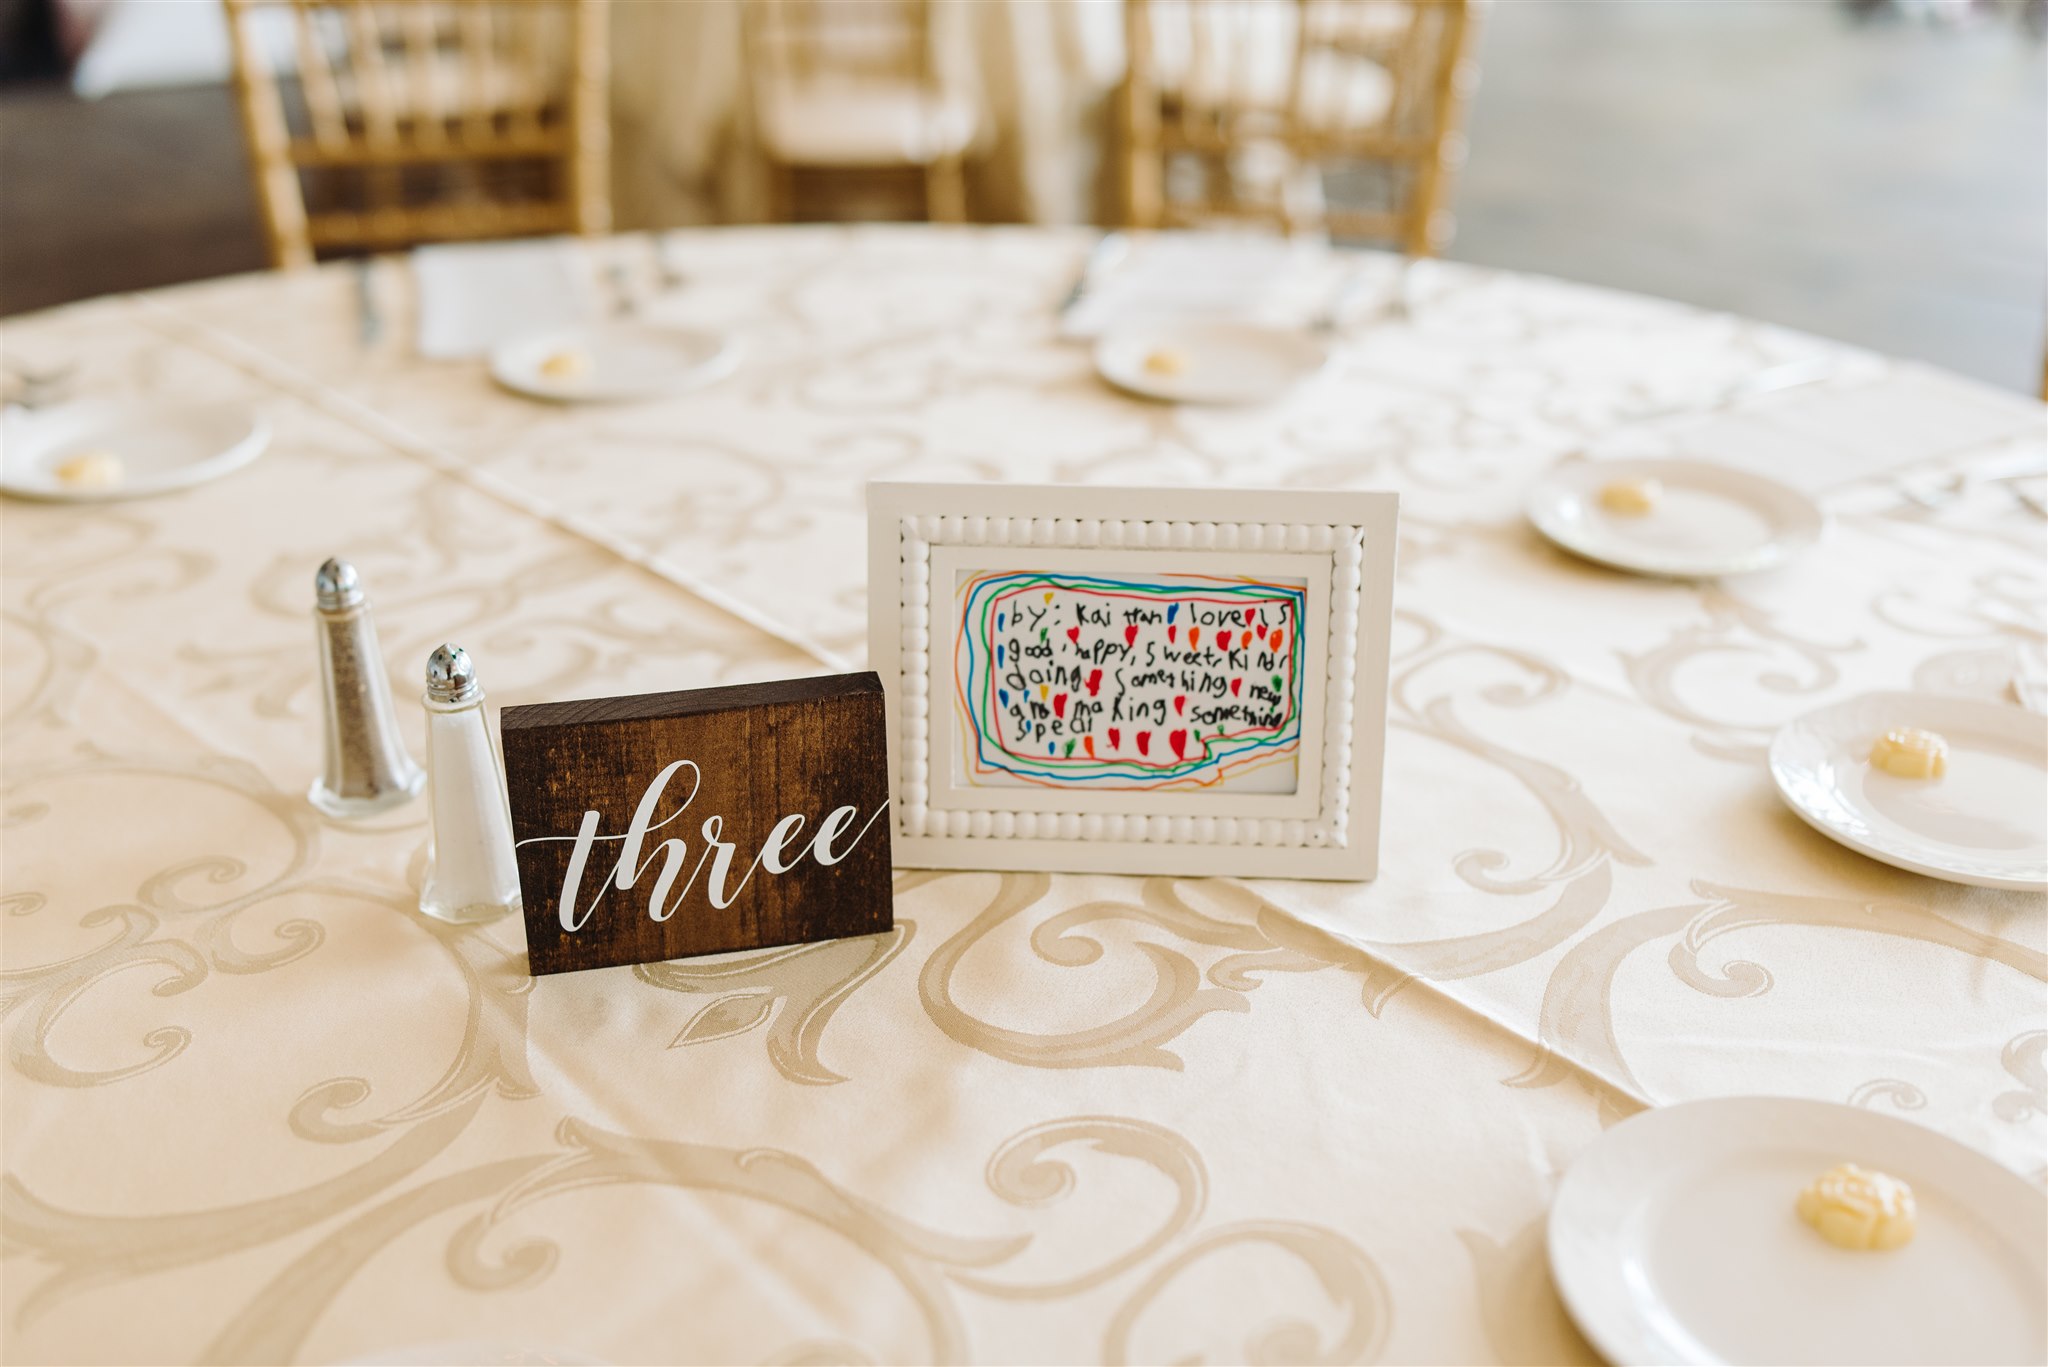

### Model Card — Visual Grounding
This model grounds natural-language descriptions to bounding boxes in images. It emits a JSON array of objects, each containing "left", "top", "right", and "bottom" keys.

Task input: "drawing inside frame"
[
  {"left": 869, "top": 482, "right": 1400, "bottom": 879},
  {"left": 953, "top": 569, "right": 1308, "bottom": 795}
]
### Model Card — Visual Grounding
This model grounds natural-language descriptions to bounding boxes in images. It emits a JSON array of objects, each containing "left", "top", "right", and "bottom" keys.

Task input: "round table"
[{"left": 2, "top": 226, "right": 2043, "bottom": 1366}]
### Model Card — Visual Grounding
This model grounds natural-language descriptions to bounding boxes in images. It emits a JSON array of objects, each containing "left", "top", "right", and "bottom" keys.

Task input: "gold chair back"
[
  {"left": 222, "top": 0, "right": 610, "bottom": 268},
  {"left": 741, "top": 0, "right": 969, "bottom": 222},
  {"left": 746, "top": 0, "right": 933, "bottom": 83},
  {"left": 1122, "top": 0, "right": 1477, "bottom": 253}
]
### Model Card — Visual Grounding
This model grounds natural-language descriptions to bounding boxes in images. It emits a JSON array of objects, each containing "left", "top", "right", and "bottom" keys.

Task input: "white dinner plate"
[
  {"left": 490, "top": 321, "right": 739, "bottom": 403},
  {"left": 0, "top": 399, "right": 269, "bottom": 502},
  {"left": 1550, "top": 1097, "right": 2048, "bottom": 1367},
  {"left": 1525, "top": 458, "right": 1823, "bottom": 578},
  {"left": 1769, "top": 690, "right": 2047, "bottom": 891},
  {"left": 1094, "top": 321, "right": 1330, "bottom": 405}
]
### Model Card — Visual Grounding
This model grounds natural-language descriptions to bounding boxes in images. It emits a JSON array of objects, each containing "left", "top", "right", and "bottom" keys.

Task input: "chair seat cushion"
[{"left": 756, "top": 78, "right": 976, "bottom": 166}]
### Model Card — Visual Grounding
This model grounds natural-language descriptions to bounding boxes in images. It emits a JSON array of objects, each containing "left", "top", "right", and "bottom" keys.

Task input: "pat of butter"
[
  {"left": 538, "top": 349, "right": 593, "bottom": 381},
  {"left": 1870, "top": 727, "right": 1947, "bottom": 779},
  {"left": 1143, "top": 348, "right": 1189, "bottom": 377},
  {"left": 53, "top": 450, "right": 125, "bottom": 488},
  {"left": 1797, "top": 1163, "right": 1916, "bottom": 1251},
  {"left": 1597, "top": 478, "right": 1663, "bottom": 515}
]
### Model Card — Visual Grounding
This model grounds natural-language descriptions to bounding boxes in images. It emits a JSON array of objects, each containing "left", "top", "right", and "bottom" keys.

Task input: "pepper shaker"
[
  {"left": 419, "top": 644, "right": 521, "bottom": 925},
  {"left": 309, "top": 558, "right": 424, "bottom": 818}
]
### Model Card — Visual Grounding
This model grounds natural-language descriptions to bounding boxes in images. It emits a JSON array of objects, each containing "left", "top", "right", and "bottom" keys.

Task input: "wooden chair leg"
[
  {"left": 1119, "top": 0, "right": 1164, "bottom": 229},
  {"left": 768, "top": 161, "right": 796, "bottom": 223},
  {"left": 925, "top": 157, "right": 967, "bottom": 223},
  {"left": 1120, "top": 89, "right": 1163, "bottom": 228}
]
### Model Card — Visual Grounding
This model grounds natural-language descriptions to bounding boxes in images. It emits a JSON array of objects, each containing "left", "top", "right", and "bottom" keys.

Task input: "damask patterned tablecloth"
[{"left": 2, "top": 226, "right": 2044, "bottom": 1366}]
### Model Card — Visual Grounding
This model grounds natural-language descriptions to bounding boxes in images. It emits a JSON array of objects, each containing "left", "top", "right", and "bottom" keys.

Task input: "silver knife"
[
  {"left": 353, "top": 258, "right": 383, "bottom": 348},
  {"left": 1058, "top": 232, "right": 1129, "bottom": 317}
]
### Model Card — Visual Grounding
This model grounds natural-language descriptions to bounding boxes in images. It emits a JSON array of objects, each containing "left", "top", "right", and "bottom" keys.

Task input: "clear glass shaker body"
[
  {"left": 419, "top": 686, "right": 521, "bottom": 925},
  {"left": 309, "top": 599, "right": 424, "bottom": 818}
]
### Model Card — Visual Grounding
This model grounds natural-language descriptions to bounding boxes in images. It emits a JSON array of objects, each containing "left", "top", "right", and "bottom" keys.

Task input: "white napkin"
[
  {"left": 2012, "top": 641, "right": 2048, "bottom": 715},
  {"left": 413, "top": 237, "right": 595, "bottom": 360},
  {"left": 1059, "top": 233, "right": 1332, "bottom": 339},
  {"left": 1586, "top": 365, "right": 2047, "bottom": 496}
]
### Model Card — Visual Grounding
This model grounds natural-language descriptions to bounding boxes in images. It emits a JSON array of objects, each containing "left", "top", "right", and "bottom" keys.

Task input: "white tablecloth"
[{"left": 2, "top": 226, "right": 2043, "bottom": 1365}]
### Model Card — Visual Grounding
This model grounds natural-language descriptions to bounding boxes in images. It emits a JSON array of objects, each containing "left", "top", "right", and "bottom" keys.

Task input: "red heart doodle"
[
  {"left": 1242, "top": 608, "right": 1255, "bottom": 625},
  {"left": 1168, "top": 625, "right": 1177, "bottom": 643},
  {"left": 1168, "top": 729, "right": 1187, "bottom": 759},
  {"left": 1255, "top": 625, "right": 1267, "bottom": 643},
  {"left": 1230, "top": 678, "right": 1243, "bottom": 696},
  {"left": 1086, "top": 668, "right": 1103, "bottom": 696},
  {"left": 1136, "top": 731, "right": 1151, "bottom": 756},
  {"left": 1173, "top": 695, "right": 1186, "bottom": 716},
  {"left": 1124, "top": 624, "right": 1140, "bottom": 647},
  {"left": 1053, "top": 693, "right": 1068, "bottom": 718},
  {"left": 1067, "top": 626, "right": 1081, "bottom": 645},
  {"left": 1108, "top": 727, "right": 1121, "bottom": 749}
]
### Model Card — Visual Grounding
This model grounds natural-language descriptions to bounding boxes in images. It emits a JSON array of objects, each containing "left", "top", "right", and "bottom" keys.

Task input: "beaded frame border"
[
  {"left": 898, "top": 516, "right": 1360, "bottom": 847},
  {"left": 868, "top": 484, "right": 1398, "bottom": 879}
]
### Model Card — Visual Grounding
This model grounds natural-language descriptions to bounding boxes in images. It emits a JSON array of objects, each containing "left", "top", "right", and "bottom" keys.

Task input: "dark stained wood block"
[{"left": 501, "top": 672, "right": 894, "bottom": 976}]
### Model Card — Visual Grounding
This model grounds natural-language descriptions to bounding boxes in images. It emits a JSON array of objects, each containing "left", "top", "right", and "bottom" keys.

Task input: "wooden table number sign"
[{"left": 501, "top": 672, "right": 895, "bottom": 975}]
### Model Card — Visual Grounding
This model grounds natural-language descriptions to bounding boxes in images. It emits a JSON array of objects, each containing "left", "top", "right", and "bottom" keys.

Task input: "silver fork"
[
  {"left": 1, "top": 357, "right": 76, "bottom": 408},
  {"left": 654, "top": 238, "right": 689, "bottom": 293},
  {"left": 1377, "top": 253, "right": 1416, "bottom": 324},
  {"left": 352, "top": 258, "right": 383, "bottom": 348},
  {"left": 607, "top": 260, "right": 639, "bottom": 317},
  {"left": 1058, "top": 231, "right": 1129, "bottom": 320},
  {"left": 1312, "top": 267, "right": 1367, "bottom": 337}
]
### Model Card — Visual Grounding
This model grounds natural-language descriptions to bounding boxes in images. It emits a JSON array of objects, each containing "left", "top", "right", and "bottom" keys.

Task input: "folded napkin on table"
[
  {"left": 1586, "top": 364, "right": 2047, "bottom": 496},
  {"left": 1059, "top": 233, "right": 1336, "bottom": 339},
  {"left": 413, "top": 237, "right": 595, "bottom": 360}
]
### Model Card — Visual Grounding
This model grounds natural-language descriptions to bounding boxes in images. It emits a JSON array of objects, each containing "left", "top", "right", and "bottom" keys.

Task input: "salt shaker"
[
  {"left": 419, "top": 644, "right": 521, "bottom": 925},
  {"left": 309, "top": 558, "right": 424, "bottom": 818}
]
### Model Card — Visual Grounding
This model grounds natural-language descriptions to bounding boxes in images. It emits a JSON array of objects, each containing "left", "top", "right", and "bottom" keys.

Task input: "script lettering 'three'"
[{"left": 548, "top": 759, "right": 888, "bottom": 933}]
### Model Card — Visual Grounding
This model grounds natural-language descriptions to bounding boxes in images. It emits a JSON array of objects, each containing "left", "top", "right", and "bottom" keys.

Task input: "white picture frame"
[{"left": 867, "top": 482, "right": 1399, "bottom": 878}]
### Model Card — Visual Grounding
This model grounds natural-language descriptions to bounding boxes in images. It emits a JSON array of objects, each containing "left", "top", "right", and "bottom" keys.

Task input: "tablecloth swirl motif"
[{"left": 1, "top": 227, "right": 2042, "bottom": 1365}]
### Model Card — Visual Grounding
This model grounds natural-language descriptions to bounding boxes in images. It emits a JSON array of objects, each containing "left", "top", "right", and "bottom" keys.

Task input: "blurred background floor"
[
  {"left": 1, "top": 77, "right": 267, "bottom": 311},
  {"left": 2, "top": 0, "right": 2042, "bottom": 393},
  {"left": 1453, "top": 0, "right": 2045, "bottom": 396}
]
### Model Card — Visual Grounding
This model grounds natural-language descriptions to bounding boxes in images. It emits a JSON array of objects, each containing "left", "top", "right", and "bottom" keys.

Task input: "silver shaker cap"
[
  {"left": 314, "top": 558, "right": 364, "bottom": 610},
  {"left": 425, "top": 643, "right": 481, "bottom": 703}
]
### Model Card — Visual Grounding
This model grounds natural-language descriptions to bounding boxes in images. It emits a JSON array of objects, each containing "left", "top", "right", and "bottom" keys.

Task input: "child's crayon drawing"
[{"left": 953, "top": 570, "right": 1306, "bottom": 793}]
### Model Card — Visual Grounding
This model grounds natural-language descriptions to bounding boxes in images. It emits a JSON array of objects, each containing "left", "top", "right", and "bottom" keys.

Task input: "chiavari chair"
[
  {"left": 742, "top": 0, "right": 974, "bottom": 223},
  {"left": 1121, "top": 0, "right": 1478, "bottom": 254},
  {"left": 222, "top": 0, "right": 610, "bottom": 268}
]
